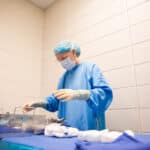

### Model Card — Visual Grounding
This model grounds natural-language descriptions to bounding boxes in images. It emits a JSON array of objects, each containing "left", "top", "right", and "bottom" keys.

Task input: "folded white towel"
[
  {"left": 44, "top": 124, "right": 134, "bottom": 142},
  {"left": 78, "top": 129, "right": 109, "bottom": 142},
  {"left": 78, "top": 129, "right": 134, "bottom": 142},
  {"left": 101, "top": 131, "right": 122, "bottom": 142}
]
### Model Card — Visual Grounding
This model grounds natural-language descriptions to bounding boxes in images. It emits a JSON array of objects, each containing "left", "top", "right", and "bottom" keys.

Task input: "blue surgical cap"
[{"left": 54, "top": 40, "right": 81, "bottom": 57}]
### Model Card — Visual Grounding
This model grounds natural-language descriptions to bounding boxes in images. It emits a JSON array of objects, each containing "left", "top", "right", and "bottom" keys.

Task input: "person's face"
[{"left": 56, "top": 49, "right": 76, "bottom": 62}]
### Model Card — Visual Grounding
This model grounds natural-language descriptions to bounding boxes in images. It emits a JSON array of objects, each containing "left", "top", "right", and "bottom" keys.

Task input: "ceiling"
[{"left": 28, "top": 0, "right": 56, "bottom": 9}]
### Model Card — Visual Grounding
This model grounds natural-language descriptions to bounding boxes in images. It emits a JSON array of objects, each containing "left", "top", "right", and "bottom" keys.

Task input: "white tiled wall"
[
  {"left": 0, "top": 0, "right": 44, "bottom": 113},
  {"left": 106, "top": 109, "right": 139, "bottom": 132},
  {"left": 42, "top": 0, "right": 150, "bottom": 133}
]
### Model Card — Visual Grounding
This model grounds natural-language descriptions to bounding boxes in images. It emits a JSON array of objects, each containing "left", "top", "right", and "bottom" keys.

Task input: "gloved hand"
[
  {"left": 23, "top": 101, "right": 47, "bottom": 112},
  {"left": 54, "top": 89, "right": 91, "bottom": 101}
]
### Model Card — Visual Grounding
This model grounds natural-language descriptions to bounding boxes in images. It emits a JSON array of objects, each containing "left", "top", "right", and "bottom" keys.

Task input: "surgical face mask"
[{"left": 60, "top": 57, "right": 76, "bottom": 70}]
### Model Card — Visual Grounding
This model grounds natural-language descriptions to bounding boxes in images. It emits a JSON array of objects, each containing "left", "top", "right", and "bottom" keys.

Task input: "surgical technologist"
[{"left": 23, "top": 41, "right": 113, "bottom": 130}]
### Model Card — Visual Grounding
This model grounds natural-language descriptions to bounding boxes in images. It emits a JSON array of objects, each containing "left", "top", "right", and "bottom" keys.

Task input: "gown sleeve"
[
  {"left": 87, "top": 64, "right": 113, "bottom": 113},
  {"left": 45, "top": 94, "right": 59, "bottom": 112}
]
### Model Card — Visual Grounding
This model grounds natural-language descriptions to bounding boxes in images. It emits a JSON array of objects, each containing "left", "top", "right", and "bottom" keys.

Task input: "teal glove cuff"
[{"left": 32, "top": 101, "right": 47, "bottom": 108}]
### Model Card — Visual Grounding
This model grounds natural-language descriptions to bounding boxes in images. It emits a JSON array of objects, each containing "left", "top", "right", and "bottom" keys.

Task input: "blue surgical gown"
[{"left": 45, "top": 62, "right": 113, "bottom": 130}]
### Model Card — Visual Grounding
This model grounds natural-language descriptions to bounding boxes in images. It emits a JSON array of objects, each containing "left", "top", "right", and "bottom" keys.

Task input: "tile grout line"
[
  {"left": 70, "top": 0, "right": 150, "bottom": 38},
  {"left": 125, "top": 0, "right": 142, "bottom": 133},
  {"left": 41, "top": 83, "right": 150, "bottom": 90},
  {"left": 108, "top": 107, "right": 150, "bottom": 111},
  {"left": 80, "top": 17, "right": 150, "bottom": 48},
  {"left": 102, "top": 61, "right": 150, "bottom": 73},
  {"left": 81, "top": 38, "right": 150, "bottom": 62},
  {"left": 40, "top": 10, "right": 47, "bottom": 99}
]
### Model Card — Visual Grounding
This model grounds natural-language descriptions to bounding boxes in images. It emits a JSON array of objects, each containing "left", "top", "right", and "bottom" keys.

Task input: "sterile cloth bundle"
[{"left": 44, "top": 123, "right": 134, "bottom": 143}]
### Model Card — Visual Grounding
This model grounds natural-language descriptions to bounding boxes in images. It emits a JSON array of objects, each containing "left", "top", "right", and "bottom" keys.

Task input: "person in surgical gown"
[{"left": 23, "top": 41, "right": 113, "bottom": 130}]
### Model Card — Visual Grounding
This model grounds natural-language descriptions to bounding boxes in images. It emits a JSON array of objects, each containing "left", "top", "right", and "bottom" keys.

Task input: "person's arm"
[
  {"left": 54, "top": 89, "right": 90, "bottom": 101},
  {"left": 45, "top": 94, "right": 59, "bottom": 112},
  {"left": 87, "top": 64, "right": 113, "bottom": 112},
  {"left": 23, "top": 94, "right": 59, "bottom": 112}
]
